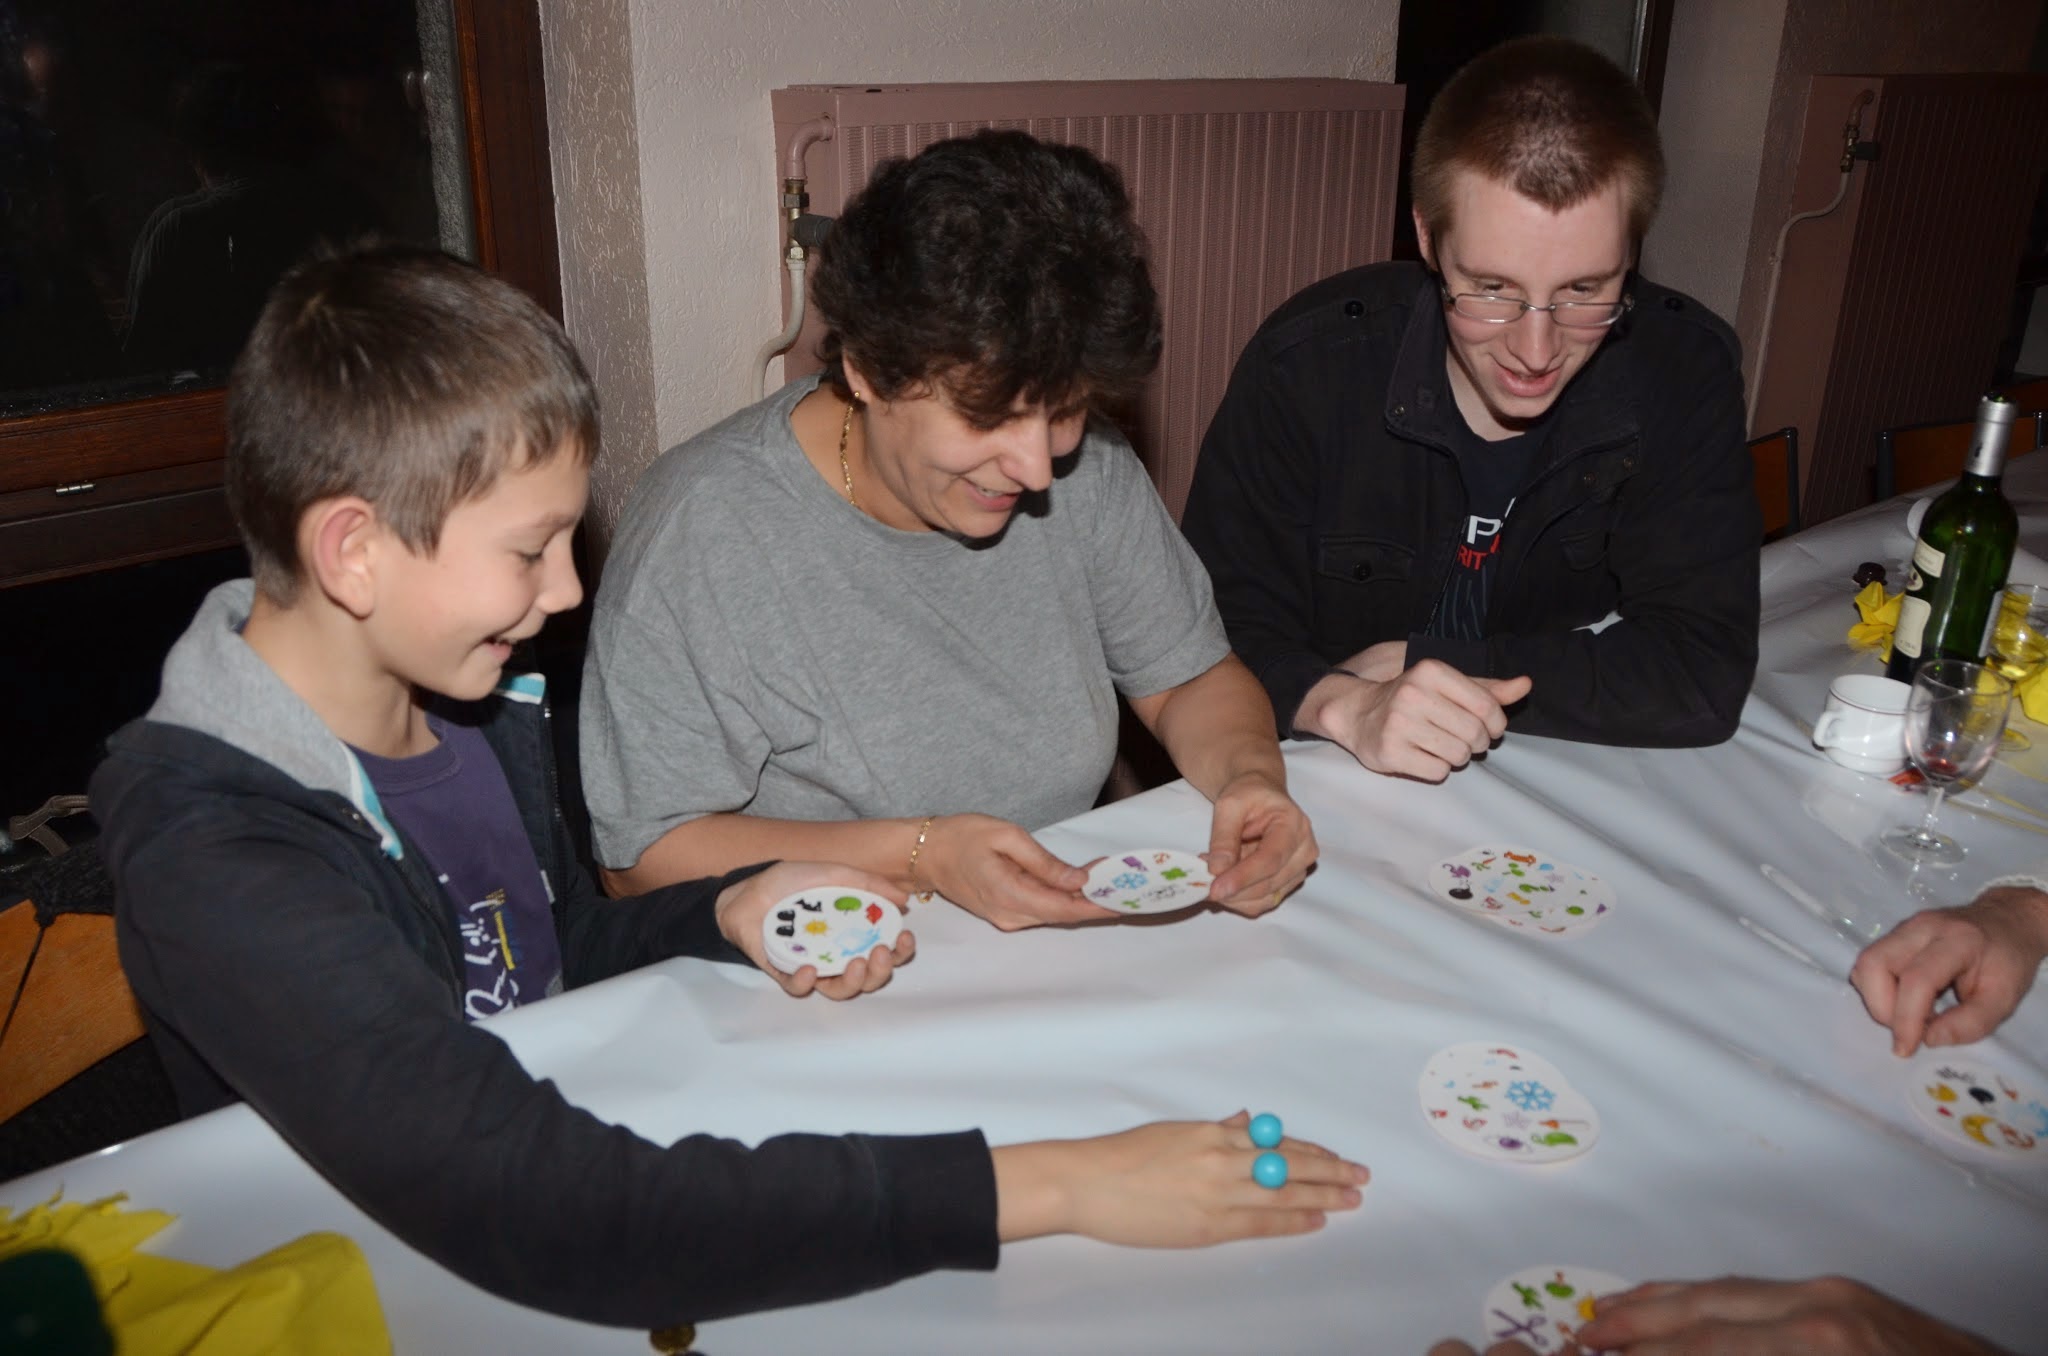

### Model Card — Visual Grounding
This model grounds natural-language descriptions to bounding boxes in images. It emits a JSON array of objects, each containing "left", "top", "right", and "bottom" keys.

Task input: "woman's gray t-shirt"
[{"left": 579, "top": 376, "right": 1228, "bottom": 869}]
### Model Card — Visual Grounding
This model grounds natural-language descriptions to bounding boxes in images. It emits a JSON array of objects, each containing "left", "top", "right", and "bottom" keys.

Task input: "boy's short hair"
[
  {"left": 1412, "top": 35, "right": 1664, "bottom": 249},
  {"left": 227, "top": 245, "right": 599, "bottom": 602}
]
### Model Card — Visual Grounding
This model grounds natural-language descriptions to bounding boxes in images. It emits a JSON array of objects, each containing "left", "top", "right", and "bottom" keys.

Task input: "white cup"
[{"left": 1811, "top": 674, "right": 1910, "bottom": 775}]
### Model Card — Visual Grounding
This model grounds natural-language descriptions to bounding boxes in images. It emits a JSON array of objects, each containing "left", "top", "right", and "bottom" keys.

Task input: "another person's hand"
[
  {"left": 1850, "top": 887, "right": 2048, "bottom": 1056},
  {"left": 1573, "top": 1275, "right": 2007, "bottom": 1354},
  {"left": 1203, "top": 770, "right": 1317, "bottom": 915},
  {"left": 1297, "top": 650, "right": 1531, "bottom": 782},
  {"left": 715, "top": 861, "right": 915, "bottom": 999},
  {"left": 920, "top": 813, "right": 1102, "bottom": 931},
  {"left": 992, "top": 1110, "right": 1368, "bottom": 1247}
]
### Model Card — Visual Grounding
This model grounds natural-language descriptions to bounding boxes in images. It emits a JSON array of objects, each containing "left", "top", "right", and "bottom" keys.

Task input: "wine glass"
[
  {"left": 1881, "top": 659, "right": 2013, "bottom": 866},
  {"left": 1986, "top": 584, "right": 2048, "bottom": 751}
]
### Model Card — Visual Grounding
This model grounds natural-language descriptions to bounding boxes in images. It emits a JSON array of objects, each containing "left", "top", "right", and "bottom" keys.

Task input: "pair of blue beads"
[{"left": 1249, "top": 1113, "right": 1287, "bottom": 1188}]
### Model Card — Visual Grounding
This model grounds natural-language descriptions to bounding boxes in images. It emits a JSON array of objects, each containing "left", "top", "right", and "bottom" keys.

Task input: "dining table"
[{"left": 9, "top": 459, "right": 2048, "bottom": 1354}]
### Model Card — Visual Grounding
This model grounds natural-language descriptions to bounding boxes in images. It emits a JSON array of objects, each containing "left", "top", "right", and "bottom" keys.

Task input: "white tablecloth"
[{"left": 11, "top": 465, "right": 2048, "bottom": 1353}]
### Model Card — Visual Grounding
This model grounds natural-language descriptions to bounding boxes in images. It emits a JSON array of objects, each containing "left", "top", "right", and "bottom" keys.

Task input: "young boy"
[{"left": 92, "top": 246, "right": 1366, "bottom": 1329}]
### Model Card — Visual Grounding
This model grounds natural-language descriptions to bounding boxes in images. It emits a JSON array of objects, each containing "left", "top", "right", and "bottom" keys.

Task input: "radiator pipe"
[
  {"left": 1747, "top": 90, "right": 1877, "bottom": 429},
  {"left": 754, "top": 116, "right": 835, "bottom": 400}
]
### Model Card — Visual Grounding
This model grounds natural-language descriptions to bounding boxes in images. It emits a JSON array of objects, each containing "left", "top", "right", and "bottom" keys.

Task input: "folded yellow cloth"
[
  {"left": 0, "top": 1194, "right": 391, "bottom": 1355},
  {"left": 1848, "top": 581, "right": 1901, "bottom": 660},
  {"left": 2020, "top": 665, "right": 2048, "bottom": 724},
  {"left": 1845, "top": 583, "right": 2048, "bottom": 721}
]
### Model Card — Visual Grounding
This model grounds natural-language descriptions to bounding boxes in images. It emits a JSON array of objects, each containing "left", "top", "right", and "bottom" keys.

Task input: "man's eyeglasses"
[{"left": 1441, "top": 287, "right": 1633, "bottom": 329}]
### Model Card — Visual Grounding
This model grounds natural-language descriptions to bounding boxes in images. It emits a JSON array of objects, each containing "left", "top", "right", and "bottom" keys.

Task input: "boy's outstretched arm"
[{"left": 103, "top": 794, "right": 996, "bottom": 1326}]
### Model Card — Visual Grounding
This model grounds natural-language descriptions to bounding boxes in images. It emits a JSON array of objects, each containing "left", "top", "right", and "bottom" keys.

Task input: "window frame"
[{"left": 0, "top": 0, "right": 561, "bottom": 587}]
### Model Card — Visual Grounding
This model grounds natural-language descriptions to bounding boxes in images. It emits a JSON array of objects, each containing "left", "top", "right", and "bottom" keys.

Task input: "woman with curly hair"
[{"left": 581, "top": 129, "right": 1314, "bottom": 932}]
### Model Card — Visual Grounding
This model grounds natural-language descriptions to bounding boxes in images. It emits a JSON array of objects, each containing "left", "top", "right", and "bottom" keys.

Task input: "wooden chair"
[
  {"left": 1748, "top": 426, "right": 1801, "bottom": 539},
  {"left": 1875, "top": 412, "right": 2044, "bottom": 501},
  {"left": 0, "top": 895, "right": 148, "bottom": 1123},
  {"left": 1, "top": 806, "right": 148, "bottom": 1127}
]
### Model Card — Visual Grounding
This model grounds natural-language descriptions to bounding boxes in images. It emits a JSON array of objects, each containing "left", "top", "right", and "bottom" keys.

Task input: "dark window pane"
[{"left": 0, "top": 0, "right": 470, "bottom": 417}]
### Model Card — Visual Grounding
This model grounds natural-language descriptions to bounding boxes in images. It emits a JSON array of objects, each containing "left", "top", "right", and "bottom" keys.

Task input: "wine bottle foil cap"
[
  {"left": 1965, "top": 395, "right": 2019, "bottom": 478},
  {"left": 1977, "top": 394, "right": 2019, "bottom": 428}
]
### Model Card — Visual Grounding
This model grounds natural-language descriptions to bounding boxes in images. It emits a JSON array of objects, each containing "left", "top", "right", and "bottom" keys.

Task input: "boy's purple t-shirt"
[{"left": 352, "top": 716, "right": 563, "bottom": 1019}]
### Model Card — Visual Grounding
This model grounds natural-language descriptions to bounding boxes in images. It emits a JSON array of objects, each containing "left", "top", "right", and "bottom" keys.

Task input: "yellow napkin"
[
  {"left": 1846, "top": 583, "right": 2048, "bottom": 721},
  {"left": 1848, "top": 581, "right": 1900, "bottom": 660},
  {"left": 2019, "top": 666, "right": 2048, "bottom": 724},
  {"left": 0, "top": 1194, "right": 391, "bottom": 1355}
]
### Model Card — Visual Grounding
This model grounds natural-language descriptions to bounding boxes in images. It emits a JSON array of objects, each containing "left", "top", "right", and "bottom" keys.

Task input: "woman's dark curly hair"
[{"left": 810, "top": 129, "right": 1161, "bottom": 428}]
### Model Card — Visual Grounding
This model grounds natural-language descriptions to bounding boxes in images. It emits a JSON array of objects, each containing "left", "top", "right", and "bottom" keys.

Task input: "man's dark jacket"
[
  {"left": 1181, "top": 261, "right": 1760, "bottom": 747},
  {"left": 92, "top": 582, "right": 997, "bottom": 1328}
]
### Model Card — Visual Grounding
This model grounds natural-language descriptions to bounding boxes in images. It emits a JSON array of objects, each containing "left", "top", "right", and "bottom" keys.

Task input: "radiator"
[
  {"left": 770, "top": 80, "right": 1405, "bottom": 519},
  {"left": 1750, "top": 73, "right": 2048, "bottom": 524}
]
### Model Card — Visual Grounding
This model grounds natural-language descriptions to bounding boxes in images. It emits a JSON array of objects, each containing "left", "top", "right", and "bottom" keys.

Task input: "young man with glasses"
[{"left": 1182, "top": 37, "right": 1760, "bottom": 781}]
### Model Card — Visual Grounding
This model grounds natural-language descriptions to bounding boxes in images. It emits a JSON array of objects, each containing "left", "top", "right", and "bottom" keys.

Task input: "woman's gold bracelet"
[{"left": 907, "top": 816, "right": 935, "bottom": 893}]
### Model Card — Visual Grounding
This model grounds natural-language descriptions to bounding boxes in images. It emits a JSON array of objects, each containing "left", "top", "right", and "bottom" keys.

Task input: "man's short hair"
[
  {"left": 227, "top": 245, "right": 598, "bottom": 602},
  {"left": 1412, "top": 35, "right": 1664, "bottom": 248}
]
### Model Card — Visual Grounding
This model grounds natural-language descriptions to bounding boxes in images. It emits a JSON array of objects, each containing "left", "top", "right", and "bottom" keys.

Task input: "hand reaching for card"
[
  {"left": 919, "top": 813, "right": 1107, "bottom": 931},
  {"left": 1572, "top": 1276, "right": 2007, "bottom": 1354},
  {"left": 990, "top": 1111, "right": 1368, "bottom": 1248},
  {"left": 1851, "top": 887, "right": 2048, "bottom": 1056},
  {"left": 1427, "top": 1275, "right": 2007, "bottom": 1355},
  {"left": 715, "top": 862, "right": 914, "bottom": 998},
  {"left": 1296, "top": 647, "right": 1531, "bottom": 782}
]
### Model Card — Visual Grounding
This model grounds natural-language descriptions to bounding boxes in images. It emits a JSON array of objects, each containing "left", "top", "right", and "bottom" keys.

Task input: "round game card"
[
  {"left": 1905, "top": 1051, "right": 2048, "bottom": 1163},
  {"left": 1427, "top": 845, "right": 1614, "bottom": 936},
  {"left": 1419, "top": 1042, "right": 1600, "bottom": 1165},
  {"left": 760, "top": 887, "right": 903, "bottom": 977},
  {"left": 1081, "top": 848, "right": 1214, "bottom": 915},
  {"left": 1480, "top": 1265, "right": 1628, "bottom": 1353}
]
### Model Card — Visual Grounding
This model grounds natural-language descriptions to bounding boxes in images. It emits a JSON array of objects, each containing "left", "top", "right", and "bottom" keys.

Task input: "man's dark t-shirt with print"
[
  {"left": 353, "top": 716, "right": 563, "bottom": 1018},
  {"left": 1427, "top": 403, "right": 1554, "bottom": 643}
]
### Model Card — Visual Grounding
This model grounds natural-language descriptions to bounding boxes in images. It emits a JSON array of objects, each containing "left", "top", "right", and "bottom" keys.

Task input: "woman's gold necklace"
[{"left": 837, "top": 400, "right": 860, "bottom": 510}]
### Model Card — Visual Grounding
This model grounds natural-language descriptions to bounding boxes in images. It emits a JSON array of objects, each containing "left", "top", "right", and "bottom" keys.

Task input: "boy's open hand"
[
  {"left": 716, "top": 862, "right": 915, "bottom": 999},
  {"left": 993, "top": 1111, "right": 1368, "bottom": 1247}
]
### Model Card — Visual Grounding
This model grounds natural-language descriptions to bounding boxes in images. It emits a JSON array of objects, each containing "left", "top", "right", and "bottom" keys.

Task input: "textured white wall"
[
  {"left": 538, "top": 0, "right": 656, "bottom": 555},
  {"left": 541, "top": 0, "right": 1398, "bottom": 540},
  {"left": 1640, "top": 0, "right": 1789, "bottom": 331}
]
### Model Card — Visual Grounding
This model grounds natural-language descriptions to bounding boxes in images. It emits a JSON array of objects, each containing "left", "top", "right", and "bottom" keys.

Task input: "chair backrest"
[
  {"left": 1748, "top": 426, "right": 1800, "bottom": 539},
  {"left": 0, "top": 899, "right": 148, "bottom": 1122},
  {"left": 1996, "top": 375, "right": 2047, "bottom": 455},
  {"left": 1874, "top": 413, "right": 2043, "bottom": 501}
]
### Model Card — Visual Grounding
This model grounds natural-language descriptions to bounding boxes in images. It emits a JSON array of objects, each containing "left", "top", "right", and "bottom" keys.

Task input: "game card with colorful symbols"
[
  {"left": 1427, "top": 846, "right": 1614, "bottom": 936},
  {"left": 1480, "top": 1265, "right": 1628, "bottom": 1353},
  {"left": 1905, "top": 1051, "right": 2048, "bottom": 1163},
  {"left": 1080, "top": 848, "right": 1213, "bottom": 916},
  {"left": 760, "top": 887, "right": 904, "bottom": 977},
  {"left": 1419, "top": 1042, "right": 1600, "bottom": 1165}
]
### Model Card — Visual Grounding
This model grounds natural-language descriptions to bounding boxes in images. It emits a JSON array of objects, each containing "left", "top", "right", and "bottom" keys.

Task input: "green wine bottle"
[{"left": 1887, "top": 395, "right": 2021, "bottom": 682}]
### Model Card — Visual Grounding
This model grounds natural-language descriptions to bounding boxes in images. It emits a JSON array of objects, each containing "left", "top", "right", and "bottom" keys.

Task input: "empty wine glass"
[
  {"left": 1881, "top": 658, "right": 2013, "bottom": 866},
  {"left": 1986, "top": 583, "right": 2048, "bottom": 751}
]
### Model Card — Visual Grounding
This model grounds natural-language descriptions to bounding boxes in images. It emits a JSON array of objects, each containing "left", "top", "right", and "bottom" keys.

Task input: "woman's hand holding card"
[{"left": 919, "top": 813, "right": 1104, "bottom": 931}]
